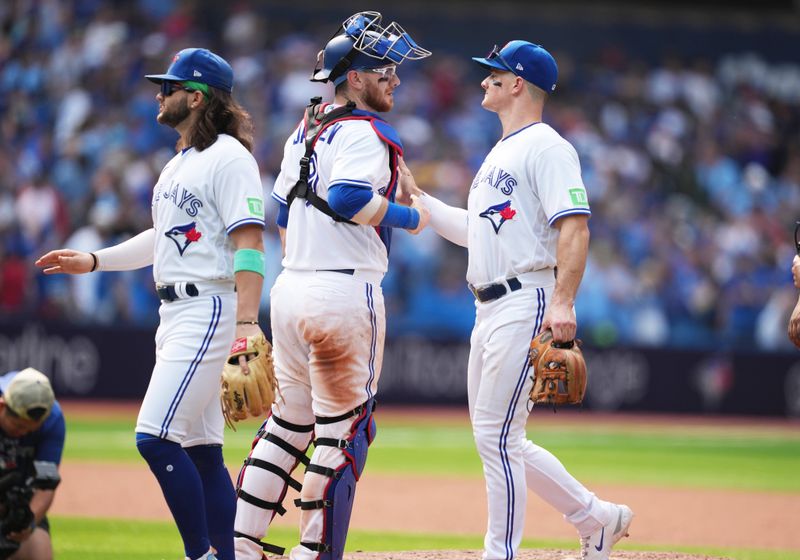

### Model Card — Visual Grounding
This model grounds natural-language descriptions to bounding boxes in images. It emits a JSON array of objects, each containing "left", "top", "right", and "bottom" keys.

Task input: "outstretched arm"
[
  {"left": 395, "top": 157, "right": 468, "bottom": 246},
  {"left": 540, "top": 214, "right": 590, "bottom": 342},
  {"left": 36, "top": 228, "right": 155, "bottom": 274}
]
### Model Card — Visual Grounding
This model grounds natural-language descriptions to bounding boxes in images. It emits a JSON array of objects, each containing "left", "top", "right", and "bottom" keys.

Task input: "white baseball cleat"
[{"left": 580, "top": 504, "right": 634, "bottom": 560}]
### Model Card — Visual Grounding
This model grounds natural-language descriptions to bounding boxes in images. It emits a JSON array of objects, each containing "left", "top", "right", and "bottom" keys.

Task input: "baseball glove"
[
  {"left": 220, "top": 333, "right": 277, "bottom": 430},
  {"left": 528, "top": 329, "right": 587, "bottom": 407}
]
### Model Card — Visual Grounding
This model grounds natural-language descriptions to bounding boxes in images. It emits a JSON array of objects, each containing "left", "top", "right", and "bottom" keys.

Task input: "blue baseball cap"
[
  {"left": 146, "top": 48, "right": 234, "bottom": 93},
  {"left": 472, "top": 40, "right": 558, "bottom": 93}
]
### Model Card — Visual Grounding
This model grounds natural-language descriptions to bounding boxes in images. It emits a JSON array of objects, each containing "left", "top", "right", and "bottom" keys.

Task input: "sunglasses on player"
[
  {"left": 486, "top": 44, "right": 516, "bottom": 74},
  {"left": 160, "top": 81, "right": 208, "bottom": 98},
  {"left": 364, "top": 65, "right": 397, "bottom": 81}
]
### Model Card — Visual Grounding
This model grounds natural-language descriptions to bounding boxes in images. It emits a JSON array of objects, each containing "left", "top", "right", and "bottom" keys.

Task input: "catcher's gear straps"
[
  {"left": 285, "top": 96, "right": 404, "bottom": 224},
  {"left": 295, "top": 399, "right": 377, "bottom": 559},
  {"left": 235, "top": 415, "right": 314, "bottom": 556}
]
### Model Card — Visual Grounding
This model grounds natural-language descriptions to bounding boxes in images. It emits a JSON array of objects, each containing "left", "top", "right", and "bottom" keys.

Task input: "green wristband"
[{"left": 233, "top": 248, "right": 265, "bottom": 276}]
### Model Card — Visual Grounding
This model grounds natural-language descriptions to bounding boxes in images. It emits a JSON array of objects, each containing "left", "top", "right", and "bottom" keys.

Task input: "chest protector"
[{"left": 285, "top": 96, "right": 404, "bottom": 225}]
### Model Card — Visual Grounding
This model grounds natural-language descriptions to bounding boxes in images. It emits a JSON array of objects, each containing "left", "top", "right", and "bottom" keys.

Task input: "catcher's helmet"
[{"left": 312, "top": 11, "right": 430, "bottom": 86}]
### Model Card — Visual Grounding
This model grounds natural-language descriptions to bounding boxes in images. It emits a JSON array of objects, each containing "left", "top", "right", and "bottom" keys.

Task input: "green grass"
[
  {"left": 63, "top": 416, "right": 800, "bottom": 492},
  {"left": 51, "top": 517, "right": 800, "bottom": 560}
]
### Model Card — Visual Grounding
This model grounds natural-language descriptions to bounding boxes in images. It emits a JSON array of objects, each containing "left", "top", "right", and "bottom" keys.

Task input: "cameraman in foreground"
[{"left": 0, "top": 368, "right": 65, "bottom": 560}]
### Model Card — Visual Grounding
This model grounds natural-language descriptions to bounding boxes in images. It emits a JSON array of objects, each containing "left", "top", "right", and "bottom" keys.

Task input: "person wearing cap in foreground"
[
  {"left": 0, "top": 368, "right": 64, "bottom": 560},
  {"left": 400, "top": 41, "right": 634, "bottom": 560},
  {"left": 35, "top": 48, "right": 266, "bottom": 560},
  {"left": 231, "top": 11, "right": 429, "bottom": 560}
]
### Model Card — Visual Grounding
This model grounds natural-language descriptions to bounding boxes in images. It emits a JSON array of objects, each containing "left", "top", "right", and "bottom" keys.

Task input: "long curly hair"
[{"left": 181, "top": 88, "right": 254, "bottom": 153}]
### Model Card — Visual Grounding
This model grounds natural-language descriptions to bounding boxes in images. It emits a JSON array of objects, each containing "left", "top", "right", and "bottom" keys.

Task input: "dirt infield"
[
  {"left": 53, "top": 462, "right": 798, "bottom": 552},
  {"left": 342, "top": 552, "right": 726, "bottom": 560},
  {"left": 54, "top": 404, "right": 799, "bottom": 558}
]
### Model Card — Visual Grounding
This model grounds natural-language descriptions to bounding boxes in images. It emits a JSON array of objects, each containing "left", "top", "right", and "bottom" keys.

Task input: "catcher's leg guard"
[
  {"left": 295, "top": 400, "right": 377, "bottom": 559},
  {"left": 234, "top": 415, "right": 314, "bottom": 559}
]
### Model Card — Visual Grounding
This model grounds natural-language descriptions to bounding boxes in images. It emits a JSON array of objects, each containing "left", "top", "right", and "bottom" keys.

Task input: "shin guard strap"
[
  {"left": 264, "top": 432, "right": 311, "bottom": 465},
  {"left": 294, "top": 498, "right": 331, "bottom": 510},
  {"left": 272, "top": 415, "right": 315, "bottom": 432},
  {"left": 315, "top": 402, "right": 369, "bottom": 425},
  {"left": 302, "top": 542, "right": 332, "bottom": 553},
  {"left": 314, "top": 437, "right": 349, "bottom": 449},
  {"left": 244, "top": 457, "right": 303, "bottom": 492},
  {"left": 234, "top": 531, "right": 286, "bottom": 556},
  {"left": 237, "top": 488, "right": 287, "bottom": 516},
  {"left": 306, "top": 463, "right": 341, "bottom": 479}
]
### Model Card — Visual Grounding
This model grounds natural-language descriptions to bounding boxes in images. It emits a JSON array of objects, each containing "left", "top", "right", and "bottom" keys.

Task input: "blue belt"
[
  {"left": 470, "top": 277, "right": 522, "bottom": 303},
  {"left": 156, "top": 283, "right": 199, "bottom": 302}
]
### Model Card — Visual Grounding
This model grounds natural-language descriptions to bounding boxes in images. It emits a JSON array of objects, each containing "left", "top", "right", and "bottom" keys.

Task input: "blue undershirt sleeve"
[
  {"left": 328, "top": 183, "right": 420, "bottom": 229},
  {"left": 276, "top": 201, "right": 289, "bottom": 228},
  {"left": 328, "top": 183, "right": 373, "bottom": 219}
]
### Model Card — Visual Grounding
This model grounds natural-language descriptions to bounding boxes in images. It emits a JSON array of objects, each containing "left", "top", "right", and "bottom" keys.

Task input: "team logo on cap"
[
  {"left": 165, "top": 221, "right": 203, "bottom": 256},
  {"left": 479, "top": 200, "right": 516, "bottom": 233}
]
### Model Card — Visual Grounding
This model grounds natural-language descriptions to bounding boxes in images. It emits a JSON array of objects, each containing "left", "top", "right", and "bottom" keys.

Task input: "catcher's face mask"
[{"left": 312, "top": 11, "right": 430, "bottom": 85}]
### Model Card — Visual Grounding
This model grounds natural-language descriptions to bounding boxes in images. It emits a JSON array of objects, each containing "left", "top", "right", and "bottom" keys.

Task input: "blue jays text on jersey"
[
  {"left": 291, "top": 121, "right": 345, "bottom": 199},
  {"left": 470, "top": 163, "right": 517, "bottom": 195},
  {"left": 154, "top": 180, "right": 205, "bottom": 217}
]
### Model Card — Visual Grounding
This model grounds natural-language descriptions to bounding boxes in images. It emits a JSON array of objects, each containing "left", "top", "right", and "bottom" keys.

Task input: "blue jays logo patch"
[
  {"left": 165, "top": 222, "right": 202, "bottom": 255},
  {"left": 479, "top": 201, "right": 517, "bottom": 233}
]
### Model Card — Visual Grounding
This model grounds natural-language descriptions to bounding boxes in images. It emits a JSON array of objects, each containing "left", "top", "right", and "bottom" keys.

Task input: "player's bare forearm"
[
  {"left": 793, "top": 255, "right": 800, "bottom": 289},
  {"left": 29, "top": 489, "right": 55, "bottom": 524},
  {"left": 542, "top": 214, "right": 589, "bottom": 342},
  {"left": 278, "top": 226, "right": 286, "bottom": 257},
  {"left": 230, "top": 225, "right": 265, "bottom": 337},
  {"left": 789, "top": 295, "right": 800, "bottom": 348}
]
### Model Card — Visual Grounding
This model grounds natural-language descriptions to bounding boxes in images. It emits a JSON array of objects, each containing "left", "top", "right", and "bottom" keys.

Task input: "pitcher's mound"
[{"left": 342, "top": 552, "right": 728, "bottom": 560}]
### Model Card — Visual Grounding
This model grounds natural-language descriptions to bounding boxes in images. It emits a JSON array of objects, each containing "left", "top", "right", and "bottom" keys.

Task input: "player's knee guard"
[
  {"left": 295, "top": 399, "right": 377, "bottom": 560},
  {"left": 235, "top": 414, "right": 314, "bottom": 557}
]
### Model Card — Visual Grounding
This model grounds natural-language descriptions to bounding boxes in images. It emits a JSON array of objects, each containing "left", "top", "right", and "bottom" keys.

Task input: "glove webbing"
[
  {"left": 243, "top": 457, "right": 303, "bottom": 492},
  {"left": 234, "top": 530, "right": 286, "bottom": 556}
]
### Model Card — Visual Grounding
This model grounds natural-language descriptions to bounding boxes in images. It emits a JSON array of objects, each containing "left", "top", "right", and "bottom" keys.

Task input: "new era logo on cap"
[
  {"left": 193, "top": 70, "right": 202, "bottom": 77},
  {"left": 516, "top": 62, "right": 524, "bottom": 71}
]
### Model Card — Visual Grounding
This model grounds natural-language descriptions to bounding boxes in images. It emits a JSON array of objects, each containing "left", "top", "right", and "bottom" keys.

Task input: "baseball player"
[
  {"left": 403, "top": 41, "right": 633, "bottom": 560},
  {"left": 232, "top": 12, "right": 430, "bottom": 560},
  {"left": 0, "top": 368, "right": 64, "bottom": 560},
  {"left": 789, "top": 254, "right": 800, "bottom": 347},
  {"left": 35, "top": 48, "right": 266, "bottom": 560}
]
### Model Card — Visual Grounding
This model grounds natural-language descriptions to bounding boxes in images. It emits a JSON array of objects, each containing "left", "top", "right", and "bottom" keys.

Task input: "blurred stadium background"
[{"left": 2, "top": 0, "right": 800, "bottom": 415}]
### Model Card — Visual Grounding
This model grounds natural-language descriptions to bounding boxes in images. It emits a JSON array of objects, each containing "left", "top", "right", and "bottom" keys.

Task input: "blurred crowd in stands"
[{"left": 2, "top": 1, "right": 799, "bottom": 351}]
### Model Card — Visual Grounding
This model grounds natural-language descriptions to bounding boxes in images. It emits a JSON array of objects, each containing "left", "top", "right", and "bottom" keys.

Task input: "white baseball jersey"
[
  {"left": 464, "top": 122, "right": 618, "bottom": 560},
  {"left": 271, "top": 116, "right": 392, "bottom": 274},
  {"left": 466, "top": 122, "right": 590, "bottom": 287},
  {"left": 151, "top": 134, "right": 265, "bottom": 283}
]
